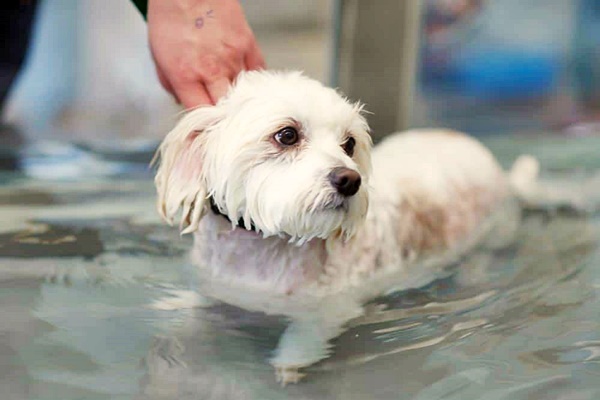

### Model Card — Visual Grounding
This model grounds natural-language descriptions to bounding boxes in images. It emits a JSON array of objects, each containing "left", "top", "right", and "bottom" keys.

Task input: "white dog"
[{"left": 153, "top": 70, "right": 540, "bottom": 385}]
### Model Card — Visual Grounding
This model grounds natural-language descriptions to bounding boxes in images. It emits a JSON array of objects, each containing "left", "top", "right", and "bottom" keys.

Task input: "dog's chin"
[
  {"left": 233, "top": 194, "right": 362, "bottom": 244},
  {"left": 283, "top": 200, "right": 357, "bottom": 244},
  {"left": 254, "top": 210, "right": 345, "bottom": 246}
]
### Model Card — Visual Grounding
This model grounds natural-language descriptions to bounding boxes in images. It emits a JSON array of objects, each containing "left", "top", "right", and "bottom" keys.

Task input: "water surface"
[{"left": 1, "top": 135, "right": 600, "bottom": 400}]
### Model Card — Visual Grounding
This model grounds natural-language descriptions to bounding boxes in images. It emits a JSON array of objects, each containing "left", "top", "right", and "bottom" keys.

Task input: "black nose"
[{"left": 328, "top": 167, "right": 361, "bottom": 197}]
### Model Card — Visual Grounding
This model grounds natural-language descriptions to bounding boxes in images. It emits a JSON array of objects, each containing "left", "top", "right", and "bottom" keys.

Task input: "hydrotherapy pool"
[{"left": 1, "top": 134, "right": 600, "bottom": 400}]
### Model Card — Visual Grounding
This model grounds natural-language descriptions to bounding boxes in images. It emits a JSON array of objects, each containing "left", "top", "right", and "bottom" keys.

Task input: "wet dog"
[{"left": 153, "top": 70, "right": 538, "bottom": 384}]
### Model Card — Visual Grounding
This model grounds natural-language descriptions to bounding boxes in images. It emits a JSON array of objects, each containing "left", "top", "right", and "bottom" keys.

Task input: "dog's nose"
[{"left": 328, "top": 167, "right": 361, "bottom": 197}]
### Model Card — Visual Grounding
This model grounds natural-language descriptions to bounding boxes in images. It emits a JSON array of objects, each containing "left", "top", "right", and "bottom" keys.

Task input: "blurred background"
[
  {"left": 2, "top": 0, "right": 600, "bottom": 169},
  {"left": 1, "top": 0, "right": 333, "bottom": 149},
  {"left": 2, "top": 4, "right": 600, "bottom": 398}
]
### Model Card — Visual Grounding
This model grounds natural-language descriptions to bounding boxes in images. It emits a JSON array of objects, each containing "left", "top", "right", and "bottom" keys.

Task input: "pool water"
[{"left": 1, "top": 134, "right": 600, "bottom": 400}]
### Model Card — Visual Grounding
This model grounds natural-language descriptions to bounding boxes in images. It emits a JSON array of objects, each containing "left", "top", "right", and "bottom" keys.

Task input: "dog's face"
[{"left": 155, "top": 71, "right": 372, "bottom": 243}]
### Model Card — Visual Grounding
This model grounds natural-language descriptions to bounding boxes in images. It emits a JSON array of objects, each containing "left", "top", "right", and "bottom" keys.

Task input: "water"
[{"left": 1, "top": 135, "right": 600, "bottom": 400}]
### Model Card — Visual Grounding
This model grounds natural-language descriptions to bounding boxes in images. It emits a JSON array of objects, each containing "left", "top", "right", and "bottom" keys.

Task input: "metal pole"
[{"left": 334, "top": 0, "right": 422, "bottom": 141}]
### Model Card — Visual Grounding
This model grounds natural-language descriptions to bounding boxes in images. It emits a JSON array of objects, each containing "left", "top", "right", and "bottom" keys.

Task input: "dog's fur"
[{"left": 153, "top": 70, "right": 536, "bottom": 384}]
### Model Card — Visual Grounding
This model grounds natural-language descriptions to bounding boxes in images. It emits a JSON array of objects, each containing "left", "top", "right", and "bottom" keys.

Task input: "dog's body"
[
  {"left": 194, "top": 129, "right": 508, "bottom": 294},
  {"left": 154, "top": 71, "right": 532, "bottom": 384}
]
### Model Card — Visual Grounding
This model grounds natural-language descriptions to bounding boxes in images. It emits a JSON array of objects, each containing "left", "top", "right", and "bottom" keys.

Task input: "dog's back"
[{"left": 367, "top": 129, "right": 510, "bottom": 262}]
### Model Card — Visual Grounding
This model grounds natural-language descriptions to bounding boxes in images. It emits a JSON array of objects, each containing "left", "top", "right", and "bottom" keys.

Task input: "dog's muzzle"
[{"left": 328, "top": 167, "right": 361, "bottom": 197}]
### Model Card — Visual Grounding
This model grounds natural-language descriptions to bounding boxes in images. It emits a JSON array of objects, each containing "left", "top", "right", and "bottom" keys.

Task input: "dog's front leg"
[
  {"left": 270, "top": 317, "right": 347, "bottom": 385},
  {"left": 269, "top": 300, "right": 364, "bottom": 385}
]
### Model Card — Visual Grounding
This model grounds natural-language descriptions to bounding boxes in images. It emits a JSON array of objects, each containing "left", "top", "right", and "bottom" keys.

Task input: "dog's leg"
[
  {"left": 270, "top": 300, "right": 363, "bottom": 385},
  {"left": 270, "top": 318, "right": 346, "bottom": 385}
]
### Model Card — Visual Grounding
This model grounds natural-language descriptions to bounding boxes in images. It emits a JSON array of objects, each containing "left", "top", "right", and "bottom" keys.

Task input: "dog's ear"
[{"left": 153, "top": 107, "right": 223, "bottom": 234}]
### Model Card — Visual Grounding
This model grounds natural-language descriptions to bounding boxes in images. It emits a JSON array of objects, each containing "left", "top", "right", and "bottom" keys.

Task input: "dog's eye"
[
  {"left": 342, "top": 137, "right": 356, "bottom": 157},
  {"left": 274, "top": 127, "right": 299, "bottom": 146}
]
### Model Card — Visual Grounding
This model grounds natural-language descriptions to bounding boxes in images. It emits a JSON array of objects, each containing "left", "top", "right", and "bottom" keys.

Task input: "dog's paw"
[
  {"left": 273, "top": 364, "right": 307, "bottom": 386},
  {"left": 270, "top": 327, "right": 317, "bottom": 386}
]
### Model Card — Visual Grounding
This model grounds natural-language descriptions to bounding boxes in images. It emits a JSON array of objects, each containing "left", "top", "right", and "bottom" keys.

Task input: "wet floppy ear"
[{"left": 153, "top": 107, "right": 223, "bottom": 234}]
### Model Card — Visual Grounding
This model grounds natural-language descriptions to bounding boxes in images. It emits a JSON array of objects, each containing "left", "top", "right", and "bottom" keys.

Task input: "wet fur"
[{"left": 153, "top": 70, "right": 532, "bottom": 385}]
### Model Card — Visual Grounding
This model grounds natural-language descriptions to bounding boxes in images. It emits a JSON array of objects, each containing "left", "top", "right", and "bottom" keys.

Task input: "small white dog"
[{"left": 153, "top": 70, "right": 538, "bottom": 385}]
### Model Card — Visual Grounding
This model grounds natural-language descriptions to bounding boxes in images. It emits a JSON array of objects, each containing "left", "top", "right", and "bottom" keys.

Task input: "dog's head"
[{"left": 154, "top": 70, "right": 372, "bottom": 243}]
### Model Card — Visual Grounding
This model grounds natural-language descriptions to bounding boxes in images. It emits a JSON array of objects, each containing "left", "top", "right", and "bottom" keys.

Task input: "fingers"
[
  {"left": 172, "top": 81, "right": 213, "bottom": 110},
  {"left": 155, "top": 67, "right": 179, "bottom": 103},
  {"left": 157, "top": 42, "right": 265, "bottom": 109},
  {"left": 244, "top": 41, "right": 266, "bottom": 71},
  {"left": 147, "top": 0, "right": 267, "bottom": 110},
  {"left": 179, "top": 52, "right": 243, "bottom": 106},
  {"left": 164, "top": 56, "right": 262, "bottom": 109},
  {"left": 205, "top": 76, "right": 232, "bottom": 105}
]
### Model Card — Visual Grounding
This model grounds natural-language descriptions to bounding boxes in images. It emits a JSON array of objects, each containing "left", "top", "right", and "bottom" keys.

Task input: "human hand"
[{"left": 148, "top": 0, "right": 265, "bottom": 108}]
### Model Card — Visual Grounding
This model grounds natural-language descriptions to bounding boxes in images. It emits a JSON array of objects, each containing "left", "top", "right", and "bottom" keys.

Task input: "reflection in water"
[
  {"left": 524, "top": 340, "right": 600, "bottom": 366},
  {"left": 0, "top": 171, "right": 599, "bottom": 399},
  {"left": 0, "top": 224, "right": 104, "bottom": 258}
]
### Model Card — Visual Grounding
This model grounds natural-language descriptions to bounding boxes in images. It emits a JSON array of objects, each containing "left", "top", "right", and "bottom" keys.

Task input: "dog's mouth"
[{"left": 321, "top": 195, "right": 349, "bottom": 211}]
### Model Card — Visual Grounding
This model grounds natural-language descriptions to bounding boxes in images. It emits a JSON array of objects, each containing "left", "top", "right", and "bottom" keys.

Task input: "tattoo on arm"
[{"left": 195, "top": 10, "right": 214, "bottom": 29}]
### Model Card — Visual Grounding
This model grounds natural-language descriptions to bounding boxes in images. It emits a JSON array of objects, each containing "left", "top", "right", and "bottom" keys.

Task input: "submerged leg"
[{"left": 270, "top": 302, "right": 363, "bottom": 385}]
